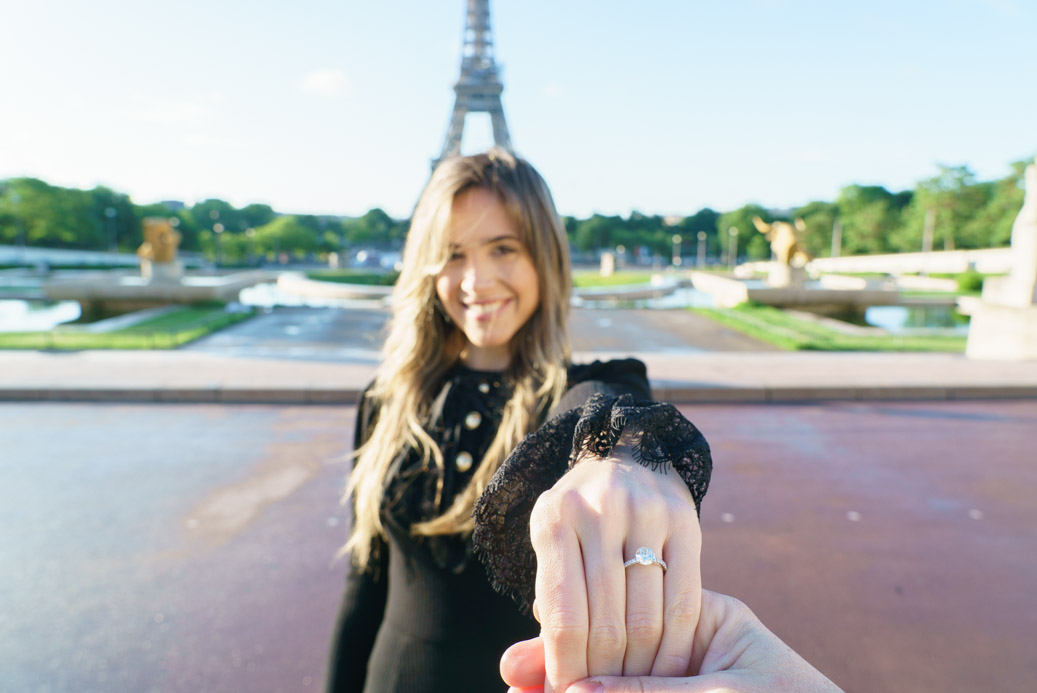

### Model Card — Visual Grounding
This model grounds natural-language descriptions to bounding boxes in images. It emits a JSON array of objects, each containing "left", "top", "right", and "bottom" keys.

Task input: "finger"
[
  {"left": 532, "top": 510, "right": 589, "bottom": 693},
  {"left": 651, "top": 513, "right": 702, "bottom": 676},
  {"left": 581, "top": 517, "right": 627, "bottom": 677},
  {"left": 621, "top": 517, "right": 667, "bottom": 675},
  {"left": 501, "top": 636, "right": 547, "bottom": 690}
]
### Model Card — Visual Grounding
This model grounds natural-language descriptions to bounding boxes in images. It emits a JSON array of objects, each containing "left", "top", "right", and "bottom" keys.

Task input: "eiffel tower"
[{"left": 433, "top": 0, "right": 512, "bottom": 170}]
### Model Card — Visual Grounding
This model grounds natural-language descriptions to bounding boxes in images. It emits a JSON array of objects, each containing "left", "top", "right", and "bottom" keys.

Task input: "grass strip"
[
  {"left": 305, "top": 268, "right": 664, "bottom": 289},
  {"left": 0, "top": 304, "right": 255, "bottom": 350},
  {"left": 572, "top": 271, "right": 659, "bottom": 288},
  {"left": 692, "top": 304, "right": 966, "bottom": 352},
  {"left": 305, "top": 269, "right": 399, "bottom": 286}
]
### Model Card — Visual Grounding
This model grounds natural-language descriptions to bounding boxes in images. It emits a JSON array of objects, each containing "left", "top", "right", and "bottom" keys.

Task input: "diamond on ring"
[{"left": 624, "top": 546, "right": 667, "bottom": 571}]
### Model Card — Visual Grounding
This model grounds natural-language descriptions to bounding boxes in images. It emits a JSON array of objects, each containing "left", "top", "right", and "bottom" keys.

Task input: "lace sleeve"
[{"left": 472, "top": 392, "right": 712, "bottom": 613}]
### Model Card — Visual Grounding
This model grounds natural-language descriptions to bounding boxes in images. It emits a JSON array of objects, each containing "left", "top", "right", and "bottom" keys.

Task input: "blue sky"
[{"left": 1, "top": 0, "right": 1034, "bottom": 219}]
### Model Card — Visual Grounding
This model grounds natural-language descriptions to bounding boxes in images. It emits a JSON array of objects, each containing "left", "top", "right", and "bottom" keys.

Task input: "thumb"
[
  {"left": 501, "top": 636, "right": 547, "bottom": 690},
  {"left": 576, "top": 671, "right": 742, "bottom": 693}
]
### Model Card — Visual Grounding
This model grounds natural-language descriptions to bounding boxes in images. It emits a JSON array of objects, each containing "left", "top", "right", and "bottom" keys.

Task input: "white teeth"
[{"left": 466, "top": 300, "right": 506, "bottom": 316}]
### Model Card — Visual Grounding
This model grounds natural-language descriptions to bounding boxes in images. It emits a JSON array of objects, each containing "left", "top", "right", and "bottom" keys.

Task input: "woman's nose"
[{"left": 460, "top": 256, "right": 495, "bottom": 292}]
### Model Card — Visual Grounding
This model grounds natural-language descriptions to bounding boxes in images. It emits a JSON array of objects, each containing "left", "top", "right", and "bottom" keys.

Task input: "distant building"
[{"left": 160, "top": 200, "right": 185, "bottom": 211}]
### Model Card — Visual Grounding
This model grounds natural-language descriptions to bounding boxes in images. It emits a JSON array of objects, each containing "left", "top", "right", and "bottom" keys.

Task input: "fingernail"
[{"left": 566, "top": 681, "right": 604, "bottom": 693}]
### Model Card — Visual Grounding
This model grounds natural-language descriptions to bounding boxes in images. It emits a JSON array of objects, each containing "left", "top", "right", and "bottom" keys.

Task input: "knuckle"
[
  {"left": 588, "top": 619, "right": 626, "bottom": 655},
  {"left": 532, "top": 486, "right": 588, "bottom": 528},
  {"left": 529, "top": 494, "right": 564, "bottom": 545},
  {"left": 530, "top": 488, "right": 557, "bottom": 523},
  {"left": 664, "top": 590, "right": 700, "bottom": 629},
  {"left": 624, "top": 611, "right": 663, "bottom": 645},
  {"left": 542, "top": 609, "right": 587, "bottom": 647},
  {"left": 557, "top": 486, "right": 589, "bottom": 514}
]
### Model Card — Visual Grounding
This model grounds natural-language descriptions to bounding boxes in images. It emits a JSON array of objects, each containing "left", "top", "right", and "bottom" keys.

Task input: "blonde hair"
[{"left": 345, "top": 149, "right": 572, "bottom": 571}]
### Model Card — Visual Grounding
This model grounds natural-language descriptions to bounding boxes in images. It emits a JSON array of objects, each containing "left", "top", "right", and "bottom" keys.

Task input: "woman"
[{"left": 327, "top": 149, "right": 712, "bottom": 693}]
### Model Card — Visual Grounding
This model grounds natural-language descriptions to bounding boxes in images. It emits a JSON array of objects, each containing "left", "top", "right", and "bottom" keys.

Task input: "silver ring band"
[{"left": 624, "top": 546, "right": 667, "bottom": 571}]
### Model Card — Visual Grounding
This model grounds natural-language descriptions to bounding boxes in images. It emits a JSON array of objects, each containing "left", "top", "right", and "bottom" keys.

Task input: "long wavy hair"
[{"left": 345, "top": 149, "right": 572, "bottom": 571}]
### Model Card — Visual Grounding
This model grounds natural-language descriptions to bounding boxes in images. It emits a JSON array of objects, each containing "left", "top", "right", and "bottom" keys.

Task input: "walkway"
[{"left": 3, "top": 305, "right": 1037, "bottom": 402}]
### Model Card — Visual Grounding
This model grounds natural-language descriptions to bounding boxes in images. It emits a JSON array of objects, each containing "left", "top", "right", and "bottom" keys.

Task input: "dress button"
[
  {"left": 455, "top": 451, "right": 474, "bottom": 473},
  {"left": 478, "top": 382, "right": 491, "bottom": 394},
  {"left": 464, "top": 411, "right": 482, "bottom": 430}
]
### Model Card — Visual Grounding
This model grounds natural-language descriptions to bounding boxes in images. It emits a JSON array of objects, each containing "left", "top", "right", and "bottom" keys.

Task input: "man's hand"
[{"left": 501, "top": 589, "right": 843, "bottom": 693}]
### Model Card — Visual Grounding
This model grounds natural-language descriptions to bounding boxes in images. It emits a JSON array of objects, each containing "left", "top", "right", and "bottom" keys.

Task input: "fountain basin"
[
  {"left": 42, "top": 270, "right": 274, "bottom": 313},
  {"left": 690, "top": 271, "right": 900, "bottom": 314},
  {"left": 276, "top": 272, "right": 393, "bottom": 301}
]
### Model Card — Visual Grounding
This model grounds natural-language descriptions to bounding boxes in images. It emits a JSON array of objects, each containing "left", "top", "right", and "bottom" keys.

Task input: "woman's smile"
[{"left": 463, "top": 297, "right": 511, "bottom": 321}]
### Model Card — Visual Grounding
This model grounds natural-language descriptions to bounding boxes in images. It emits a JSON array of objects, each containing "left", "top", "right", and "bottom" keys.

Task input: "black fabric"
[
  {"left": 325, "top": 358, "right": 708, "bottom": 693},
  {"left": 472, "top": 392, "right": 712, "bottom": 614}
]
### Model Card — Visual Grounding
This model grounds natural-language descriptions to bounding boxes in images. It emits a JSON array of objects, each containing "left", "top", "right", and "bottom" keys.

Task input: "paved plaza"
[{"left": 1, "top": 400, "right": 1034, "bottom": 692}]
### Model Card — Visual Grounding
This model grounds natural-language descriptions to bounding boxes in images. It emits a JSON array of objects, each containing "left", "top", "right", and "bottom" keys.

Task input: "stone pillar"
[
  {"left": 766, "top": 263, "right": 806, "bottom": 288},
  {"left": 966, "top": 156, "right": 1037, "bottom": 359}
]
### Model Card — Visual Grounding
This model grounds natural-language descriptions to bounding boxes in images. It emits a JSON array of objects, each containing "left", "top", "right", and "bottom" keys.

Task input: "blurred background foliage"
[{"left": 0, "top": 157, "right": 1028, "bottom": 265}]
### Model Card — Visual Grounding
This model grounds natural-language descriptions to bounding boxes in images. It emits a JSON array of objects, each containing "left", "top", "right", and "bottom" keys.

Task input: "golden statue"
[
  {"left": 137, "top": 217, "right": 183, "bottom": 281},
  {"left": 137, "top": 217, "right": 181, "bottom": 263},
  {"left": 752, "top": 216, "right": 811, "bottom": 267}
]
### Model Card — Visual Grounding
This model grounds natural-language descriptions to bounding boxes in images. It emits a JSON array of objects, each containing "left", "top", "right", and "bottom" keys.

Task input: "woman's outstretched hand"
[
  {"left": 527, "top": 437, "right": 703, "bottom": 693},
  {"left": 501, "top": 589, "right": 843, "bottom": 693}
]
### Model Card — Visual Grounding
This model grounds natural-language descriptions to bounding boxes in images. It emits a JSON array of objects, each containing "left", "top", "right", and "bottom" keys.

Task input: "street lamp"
[
  {"left": 8, "top": 192, "right": 24, "bottom": 248},
  {"left": 245, "top": 227, "right": 256, "bottom": 265},
  {"left": 104, "top": 206, "right": 117, "bottom": 254},
  {"left": 728, "top": 226, "right": 738, "bottom": 268},
  {"left": 214, "top": 222, "right": 225, "bottom": 266},
  {"left": 696, "top": 231, "right": 707, "bottom": 267},
  {"left": 671, "top": 235, "right": 682, "bottom": 267}
]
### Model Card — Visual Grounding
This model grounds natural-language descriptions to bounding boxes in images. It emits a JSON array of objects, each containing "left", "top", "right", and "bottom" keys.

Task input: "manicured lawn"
[
  {"left": 0, "top": 304, "right": 255, "bottom": 350},
  {"left": 693, "top": 304, "right": 967, "bottom": 352},
  {"left": 572, "top": 270, "right": 660, "bottom": 288},
  {"left": 305, "top": 269, "right": 399, "bottom": 286},
  {"left": 306, "top": 268, "right": 664, "bottom": 289}
]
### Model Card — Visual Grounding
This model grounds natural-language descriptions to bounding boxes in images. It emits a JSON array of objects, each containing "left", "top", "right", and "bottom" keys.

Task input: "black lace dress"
[{"left": 326, "top": 359, "right": 711, "bottom": 693}]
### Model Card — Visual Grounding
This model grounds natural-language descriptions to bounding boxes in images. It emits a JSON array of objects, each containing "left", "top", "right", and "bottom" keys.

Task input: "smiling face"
[{"left": 435, "top": 187, "right": 540, "bottom": 371}]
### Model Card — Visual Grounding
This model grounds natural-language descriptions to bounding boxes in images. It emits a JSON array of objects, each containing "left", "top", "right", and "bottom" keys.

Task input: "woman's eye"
[{"left": 493, "top": 244, "right": 517, "bottom": 256}]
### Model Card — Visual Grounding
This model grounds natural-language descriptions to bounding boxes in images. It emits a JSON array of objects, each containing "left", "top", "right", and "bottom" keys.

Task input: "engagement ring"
[{"left": 624, "top": 546, "right": 667, "bottom": 571}]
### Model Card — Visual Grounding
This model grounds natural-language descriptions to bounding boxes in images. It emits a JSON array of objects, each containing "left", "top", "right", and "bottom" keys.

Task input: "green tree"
[
  {"left": 89, "top": 186, "right": 139, "bottom": 251},
  {"left": 792, "top": 200, "right": 838, "bottom": 257},
  {"left": 321, "top": 229, "right": 345, "bottom": 254},
  {"left": 573, "top": 214, "right": 618, "bottom": 253},
  {"left": 674, "top": 208, "right": 720, "bottom": 255},
  {"left": 342, "top": 208, "right": 406, "bottom": 247},
  {"left": 955, "top": 159, "right": 1029, "bottom": 249},
  {"left": 0, "top": 178, "right": 97, "bottom": 248},
  {"left": 896, "top": 165, "right": 988, "bottom": 251},
  {"left": 835, "top": 185, "right": 909, "bottom": 255},
  {"left": 716, "top": 204, "right": 772, "bottom": 260},
  {"left": 252, "top": 215, "right": 319, "bottom": 260},
  {"left": 189, "top": 199, "right": 242, "bottom": 237},
  {"left": 240, "top": 203, "right": 276, "bottom": 229}
]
